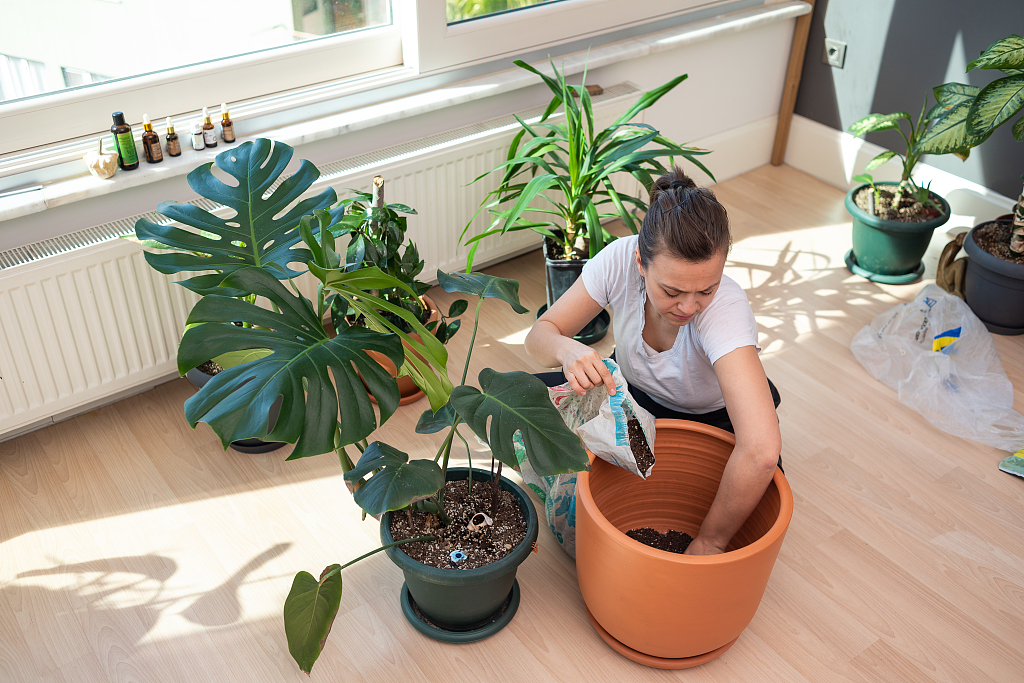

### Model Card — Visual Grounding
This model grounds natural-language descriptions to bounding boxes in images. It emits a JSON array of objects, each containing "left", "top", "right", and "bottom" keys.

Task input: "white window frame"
[
  {"left": 0, "top": 0, "right": 756, "bottom": 161},
  {"left": 0, "top": 21, "right": 404, "bottom": 156},
  {"left": 410, "top": 0, "right": 743, "bottom": 75}
]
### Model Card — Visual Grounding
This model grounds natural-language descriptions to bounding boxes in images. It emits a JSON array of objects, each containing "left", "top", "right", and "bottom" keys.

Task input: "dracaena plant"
[
  {"left": 915, "top": 34, "right": 1024, "bottom": 253},
  {"left": 462, "top": 59, "right": 712, "bottom": 267}
]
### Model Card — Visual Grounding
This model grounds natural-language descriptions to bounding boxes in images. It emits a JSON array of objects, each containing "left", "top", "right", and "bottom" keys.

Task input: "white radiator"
[{"left": 0, "top": 83, "right": 641, "bottom": 441}]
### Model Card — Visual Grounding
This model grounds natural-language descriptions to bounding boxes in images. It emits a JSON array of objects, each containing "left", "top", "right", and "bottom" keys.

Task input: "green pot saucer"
[
  {"left": 845, "top": 249, "right": 925, "bottom": 285},
  {"left": 400, "top": 579, "right": 521, "bottom": 643}
]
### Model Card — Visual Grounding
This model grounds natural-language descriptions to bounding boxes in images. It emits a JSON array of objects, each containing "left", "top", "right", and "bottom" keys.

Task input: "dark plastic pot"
[
  {"left": 381, "top": 467, "right": 538, "bottom": 638},
  {"left": 844, "top": 183, "right": 950, "bottom": 283},
  {"left": 543, "top": 234, "right": 610, "bottom": 344},
  {"left": 963, "top": 220, "right": 1024, "bottom": 335},
  {"left": 184, "top": 367, "right": 285, "bottom": 453}
]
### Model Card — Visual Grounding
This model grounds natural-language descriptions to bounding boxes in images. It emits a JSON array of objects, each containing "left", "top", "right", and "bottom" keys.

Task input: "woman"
[{"left": 524, "top": 169, "right": 782, "bottom": 556}]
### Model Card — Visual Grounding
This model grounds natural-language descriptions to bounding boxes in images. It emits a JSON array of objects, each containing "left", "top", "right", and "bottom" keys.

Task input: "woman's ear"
[{"left": 635, "top": 248, "right": 645, "bottom": 278}]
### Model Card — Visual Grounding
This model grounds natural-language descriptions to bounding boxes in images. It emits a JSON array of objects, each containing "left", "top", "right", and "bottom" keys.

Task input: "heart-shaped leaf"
[
  {"left": 178, "top": 267, "right": 403, "bottom": 457},
  {"left": 135, "top": 139, "right": 343, "bottom": 293},
  {"left": 450, "top": 368, "right": 588, "bottom": 476},
  {"left": 437, "top": 271, "right": 529, "bottom": 314},
  {"left": 284, "top": 565, "right": 342, "bottom": 675},
  {"left": 344, "top": 442, "right": 444, "bottom": 516}
]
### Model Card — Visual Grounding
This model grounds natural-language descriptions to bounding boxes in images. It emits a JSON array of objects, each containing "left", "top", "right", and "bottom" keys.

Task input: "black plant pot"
[
  {"left": 543, "top": 234, "right": 610, "bottom": 345},
  {"left": 184, "top": 367, "right": 285, "bottom": 453},
  {"left": 380, "top": 467, "right": 539, "bottom": 643},
  {"left": 963, "top": 220, "right": 1024, "bottom": 335}
]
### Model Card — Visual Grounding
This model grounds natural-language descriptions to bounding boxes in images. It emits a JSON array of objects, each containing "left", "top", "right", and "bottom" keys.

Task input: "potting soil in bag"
[
  {"left": 518, "top": 359, "right": 655, "bottom": 558},
  {"left": 850, "top": 284, "right": 1024, "bottom": 452}
]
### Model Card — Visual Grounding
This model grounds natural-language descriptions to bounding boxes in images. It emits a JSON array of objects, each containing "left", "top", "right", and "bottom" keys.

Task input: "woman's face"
[{"left": 635, "top": 248, "right": 727, "bottom": 327}]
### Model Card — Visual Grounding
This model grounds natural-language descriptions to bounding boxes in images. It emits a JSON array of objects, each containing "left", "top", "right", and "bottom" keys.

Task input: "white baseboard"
[
  {"left": 688, "top": 115, "right": 781, "bottom": 186},
  {"left": 784, "top": 114, "right": 1016, "bottom": 233}
]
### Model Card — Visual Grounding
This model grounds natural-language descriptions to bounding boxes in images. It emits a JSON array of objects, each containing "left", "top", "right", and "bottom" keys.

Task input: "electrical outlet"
[{"left": 824, "top": 38, "right": 847, "bottom": 68}]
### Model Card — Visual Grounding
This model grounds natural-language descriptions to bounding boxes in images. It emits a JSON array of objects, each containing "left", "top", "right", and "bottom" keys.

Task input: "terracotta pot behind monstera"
[{"left": 575, "top": 419, "right": 792, "bottom": 669}]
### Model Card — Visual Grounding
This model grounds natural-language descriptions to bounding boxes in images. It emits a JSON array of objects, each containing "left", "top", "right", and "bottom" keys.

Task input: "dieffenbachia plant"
[{"left": 915, "top": 34, "right": 1024, "bottom": 252}]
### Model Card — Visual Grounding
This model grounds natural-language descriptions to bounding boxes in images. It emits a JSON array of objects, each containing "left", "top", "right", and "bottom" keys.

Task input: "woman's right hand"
[{"left": 560, "top": 342, "right": 617, "bottom": 397}]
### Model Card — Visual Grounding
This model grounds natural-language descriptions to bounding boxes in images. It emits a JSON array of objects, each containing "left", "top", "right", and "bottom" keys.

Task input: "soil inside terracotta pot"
[
  {"left": 628, "top": 419, "right": 654, "bottom": 473},
  {"left": 545, "top": 235, "right": 592, "bottom": 261},
  {"left": 853, "top": 186, "right": 942, "bottom": 223},
  {"left": 197, "top": 360, "right": 224, "bottom": 375},
  {"left": 973, "top": 220, "right": 1024, "bottom": 265},
  {"left": 389, "top": 478, "right": 528, "bottom": 570},
  {"left": 626, "top": 527, "right": 693, "bottom": 554}
]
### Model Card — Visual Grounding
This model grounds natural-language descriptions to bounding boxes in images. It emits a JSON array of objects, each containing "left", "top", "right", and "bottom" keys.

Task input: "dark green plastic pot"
[
  {"left": 185, "top": 367, "right": 284, "bottom": 454},
  {"left": 381, "top": 467, "right": 538, "bottom": 633},
  {"left": 845, "top": 183, "right": 950, "bottom": 280},
  {"left": 542, "top": 234, "right": 610, "bottom": 345},
  {"left": 963, "top": 220, "right": 1024, "bottom": 335}
]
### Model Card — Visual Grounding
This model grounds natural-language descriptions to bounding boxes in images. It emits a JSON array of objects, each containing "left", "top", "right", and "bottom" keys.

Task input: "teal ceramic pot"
[
  {"left": 845, "top": 182, "right": 950, "bottom": 280},
  {"left": 381, "top": 468, "right": 539, "bottom": 638}
]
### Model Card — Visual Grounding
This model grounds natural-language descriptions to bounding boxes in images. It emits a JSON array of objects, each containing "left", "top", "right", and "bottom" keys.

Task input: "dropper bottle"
[
  {"left": 201, "top": 106, "right": 217, "bottom": 148},
  {"left": 141, "top": 114, "right": 163, "bottom": 164},
  {"left": 220, "top": 103, "right": 235, "bottom": 143},
  {"left": 165, "top": 117, "right": 181, "bottom": 157}
]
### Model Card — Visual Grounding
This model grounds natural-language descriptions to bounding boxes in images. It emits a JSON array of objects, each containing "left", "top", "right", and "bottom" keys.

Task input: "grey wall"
[{"left": 794, "top": 0, "right": 1023, "bottom": 199}]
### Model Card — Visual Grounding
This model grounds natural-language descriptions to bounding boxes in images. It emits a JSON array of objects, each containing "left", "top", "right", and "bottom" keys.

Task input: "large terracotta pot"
[
  {"left": 365, "top": 294, "right": 441, "bottom": 406},
  {"left": 575, "top": 419, "right": 792, "bottom": 668}
]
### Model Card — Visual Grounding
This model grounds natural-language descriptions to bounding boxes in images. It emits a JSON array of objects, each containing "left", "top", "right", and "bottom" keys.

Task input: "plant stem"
[
  {"left": 455, "top": 428, "right": 473, "bottom": 495},
  {"left": 460, "top": 299, "right": 484, "bottom": 385},
  {"left": 322, "top": 536, "right": 438, "bottom": 578},
  {"left": 491, "top": 460, "right": 503, "bottom": 518}
]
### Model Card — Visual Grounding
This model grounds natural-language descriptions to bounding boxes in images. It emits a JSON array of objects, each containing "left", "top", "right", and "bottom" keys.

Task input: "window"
[{"left": 0, "top": 0, "right": 755, "bottom": 161}]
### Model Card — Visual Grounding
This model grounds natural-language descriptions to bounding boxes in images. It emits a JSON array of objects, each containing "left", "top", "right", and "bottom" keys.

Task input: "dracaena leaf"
[
  {"left": 966, "top": 73, "right": 1024, "bottom": 135},
  {"left": 967, "top": 34, "right": 1024, "bottom": 71}
]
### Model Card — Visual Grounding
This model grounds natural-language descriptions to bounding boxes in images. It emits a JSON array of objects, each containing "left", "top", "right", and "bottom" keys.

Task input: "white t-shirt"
[{"left": 581, "top": 235, "right": 760, "bottom": 414}]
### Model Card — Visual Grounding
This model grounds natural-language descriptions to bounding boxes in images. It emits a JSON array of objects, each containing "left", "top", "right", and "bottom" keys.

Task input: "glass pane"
[
  {"left": 0, "top": 0, "right": 390, "bottom": 104},
  {"left": 446, "top": 0, "right": 566, "bottom": 24}
]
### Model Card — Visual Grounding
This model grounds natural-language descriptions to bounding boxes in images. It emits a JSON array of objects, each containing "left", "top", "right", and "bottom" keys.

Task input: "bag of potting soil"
[{"left": 518, "top": 358, "right": 655, "bottom": 558}]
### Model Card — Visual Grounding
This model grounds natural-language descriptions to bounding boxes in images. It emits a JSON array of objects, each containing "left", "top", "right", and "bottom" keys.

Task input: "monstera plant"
[{"left": 133, "top": 139, "right": 590, "bottom": 672}]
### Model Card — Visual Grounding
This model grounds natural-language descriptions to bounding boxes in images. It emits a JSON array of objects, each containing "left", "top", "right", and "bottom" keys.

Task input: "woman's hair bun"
[
  {"left": 638, "top": 166, "right": 730, "bottom": 265},
  {"left": 651, "top": 170, "right": 697, "bottom": 201}
]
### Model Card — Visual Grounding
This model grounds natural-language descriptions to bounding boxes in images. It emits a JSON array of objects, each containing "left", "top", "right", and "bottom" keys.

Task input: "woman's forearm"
[
  {"left": 690, "top": 444, "right": 778, "bottom": 553},
  {"left": 524, "top": 319, "right": 575, "bottom": 368}
]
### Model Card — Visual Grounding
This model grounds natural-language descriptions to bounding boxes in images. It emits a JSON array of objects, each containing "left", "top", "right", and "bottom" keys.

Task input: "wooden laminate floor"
[{"left": 2, "top": 164, "right": 1022, "bottom": 682}]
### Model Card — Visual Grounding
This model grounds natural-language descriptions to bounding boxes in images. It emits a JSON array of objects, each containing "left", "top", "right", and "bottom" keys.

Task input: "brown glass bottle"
[
  {"left": 220, "top": 102, "right": 235, "bottom": 143},
  {"left": 165, "top": 117, "right": 181, "bottom": 157},
  {"left": 201, "top": 106, "right": 217, "bottom": 148},
  {"left": 141, "top": 114, "right": 163, "bottom": 164},
  {"left": 110, "top": 112, "right": 139, "bottom": 171}
]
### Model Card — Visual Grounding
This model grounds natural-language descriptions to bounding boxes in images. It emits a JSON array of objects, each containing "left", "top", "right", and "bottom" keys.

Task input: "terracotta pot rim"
[{"left": 576, "top": 418, "right": 793, "bottom": 565}]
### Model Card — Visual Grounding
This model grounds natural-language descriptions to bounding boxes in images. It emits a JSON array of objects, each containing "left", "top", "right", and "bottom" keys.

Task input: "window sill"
[{"left": 0, "top": 0, "right": 810, "bottom": 225}]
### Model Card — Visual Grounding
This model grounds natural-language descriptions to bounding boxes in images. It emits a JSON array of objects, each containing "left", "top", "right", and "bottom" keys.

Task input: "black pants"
[{"left": 535, "top": 360, "right": 784, "bottom": 472}]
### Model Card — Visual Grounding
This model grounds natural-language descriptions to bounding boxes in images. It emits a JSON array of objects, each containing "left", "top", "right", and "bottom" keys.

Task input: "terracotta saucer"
[{"left": 585, "top": 607, "right": 737, "bottom": 669}]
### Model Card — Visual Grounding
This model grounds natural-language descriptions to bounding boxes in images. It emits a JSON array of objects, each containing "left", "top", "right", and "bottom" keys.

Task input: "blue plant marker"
[{"left": 449, "top": 550, "right": 468, "bottom": 566}]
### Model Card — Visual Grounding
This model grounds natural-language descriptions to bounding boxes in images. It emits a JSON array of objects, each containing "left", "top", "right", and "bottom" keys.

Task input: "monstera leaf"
[
  {"left": 178, "top": 267, "right": 404, "bottom": 457},
  {"left": 284, "top": 565, "right": 341, "bottom": 675},
  {"left": 134, "top": 139, "right": 343, "bottom": 295},
  {"left": 436, "top": 270, "right": 529, "bottom": 314},
  {"left": 343, "top": 442, "right": 444, "bottom": 517},
  {"left": 451, "top": 369, "right": 588, "bottom": 476}
]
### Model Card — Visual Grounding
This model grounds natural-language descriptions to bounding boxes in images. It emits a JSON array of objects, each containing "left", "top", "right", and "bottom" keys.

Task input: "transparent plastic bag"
[
  {"left": 518, "top": 359, "right": 655, "bottom": 558},
  {"left": 851, "top": 285, "right": 1024, "bottom": 452}
]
